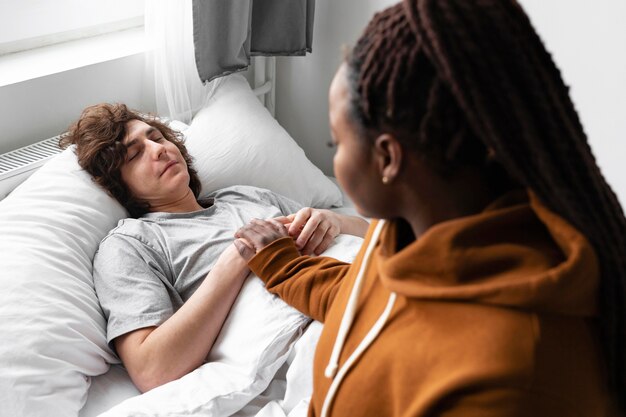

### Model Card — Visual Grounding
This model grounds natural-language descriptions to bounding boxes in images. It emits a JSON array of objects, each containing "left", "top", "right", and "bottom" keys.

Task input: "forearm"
[
  {"left": 337, "top": 212, "right": 369, "bottom": 237},
  {"left": 248, "top": 237, "right": 351, "bottom": 322},
  {"left": 117, "top": 253, "right": 248, "bottom": 392}
]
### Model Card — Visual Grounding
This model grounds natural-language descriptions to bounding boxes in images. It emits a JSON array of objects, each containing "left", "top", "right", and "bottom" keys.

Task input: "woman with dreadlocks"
[{"left": 235, "top": 0, "right": 626, "bottom": 415}]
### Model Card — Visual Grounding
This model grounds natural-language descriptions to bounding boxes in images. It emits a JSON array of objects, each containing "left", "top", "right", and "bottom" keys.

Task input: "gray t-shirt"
[{"left": 93, "top": 185, "right": 302, "bottom": 344}]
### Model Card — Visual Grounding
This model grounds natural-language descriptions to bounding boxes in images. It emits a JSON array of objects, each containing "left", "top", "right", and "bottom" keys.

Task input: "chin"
[
  {"left": 352, "top": 203, "right": 375, "bottom": 219},
  {"left": 352, "top": 201, "right": 389, "bottom": 220}
]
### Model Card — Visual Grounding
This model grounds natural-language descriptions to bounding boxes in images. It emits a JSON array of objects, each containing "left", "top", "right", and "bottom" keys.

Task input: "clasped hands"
[{"left": 234, "top": 207, "right": 341, "bottom": 261}]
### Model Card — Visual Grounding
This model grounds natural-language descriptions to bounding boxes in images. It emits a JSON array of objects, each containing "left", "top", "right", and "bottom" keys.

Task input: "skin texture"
[
  {"left": 236, "top": 207, "right": 369, "bottom": 259},
  {"left": 276, "top": 207, "right": 368, "bottom": 254},
  {"left": 120, "top": 120, "right": 203, "bottom": 214},
  {"left": 276, "top": 208, "right": 341, "bottom": 254},
  {"left": 327, "top": 65, "right": 394, "bottom": 220}
]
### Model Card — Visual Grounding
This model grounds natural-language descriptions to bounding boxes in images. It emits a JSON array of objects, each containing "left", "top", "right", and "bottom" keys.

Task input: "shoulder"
[{"left": 96, "top": 218, "right": 160, "bottom": 257}]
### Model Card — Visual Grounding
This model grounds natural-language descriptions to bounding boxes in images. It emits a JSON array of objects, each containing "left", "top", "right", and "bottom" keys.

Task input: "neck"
[
  {"left": 398, "top": 166, "right": 500, "bottom": 241},
  {"left": 148, "top": 188, "right": 204, "bottom": 214}
]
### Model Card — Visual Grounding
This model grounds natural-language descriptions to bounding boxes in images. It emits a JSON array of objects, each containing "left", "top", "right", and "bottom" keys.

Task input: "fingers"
[
  {"left": 301, "top": 220, "right": 341, "bottom": 255},
  {"left": 314, "top": 230, "right": 336, "bottom": 255},
  {"left": 235, "top": 218, "right": 289, "bottom": 253},
  {"left": 233, "top": 238, "right": 256, "bottom": 261},
  {"left": 236, "top": 208, "right": 342, "bottom": 258},
  {"left": 295, "top": 212, "right": 322, "bottom": 249},
  {"left": 234, "top": 225, "right": 267, "bottom": 250},
  {"left": 273, "top": 215, "right": 294, "bottom": 225},
  {"left": 288, "top": 208, "right": 314, "bottom": 238},
  {"left": 300, "top": 222, "right": 328, "bottom": 255},
  {"left": 263, "top": 218, "right": 289, "bottom": 235}
]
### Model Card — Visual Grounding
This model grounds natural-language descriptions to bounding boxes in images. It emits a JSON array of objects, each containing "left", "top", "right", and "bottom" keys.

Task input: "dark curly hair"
[
  {"left": 346, "top": 0, "right": 626, "bottom": 410},
  {"left": 59, "top": 103, "right": 202, "bottom": 218}
]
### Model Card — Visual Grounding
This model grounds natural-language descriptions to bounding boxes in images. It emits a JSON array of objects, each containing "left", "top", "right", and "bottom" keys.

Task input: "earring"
[{"left": 382, "top": 176, "right": 389, "bottom": 184}]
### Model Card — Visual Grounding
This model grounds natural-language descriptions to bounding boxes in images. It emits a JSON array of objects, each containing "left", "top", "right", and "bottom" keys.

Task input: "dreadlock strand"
[
  {"left": 410, "top": 0, "right": 626, "bottom": 408},
  {"left": 446, "top": 0, "right": 616, "bottom": 236},
  {"left": 386, "top": 32, "right": 415, "bottom": 118},
  {"left": 374, "top": 19, "right": 408, "bottom": 94},
  {"left": 495, "top": 2, "right": 623, "bottom": 247},
  {"left": 422, "top": 0, "right": 587, "bottom": 212}
]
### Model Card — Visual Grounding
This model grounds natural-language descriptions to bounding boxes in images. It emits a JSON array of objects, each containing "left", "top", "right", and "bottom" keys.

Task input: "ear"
[{"left": 373, "top": 134, "right": 402, "bottom": 183}]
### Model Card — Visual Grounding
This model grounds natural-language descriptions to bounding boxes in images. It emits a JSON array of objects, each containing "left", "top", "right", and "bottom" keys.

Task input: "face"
[
  {"left": 119, "top": 120, "right": 190, "bottom": 208},
  {"left": 329, "top": 64, "right": 385, "bottom": 218}
]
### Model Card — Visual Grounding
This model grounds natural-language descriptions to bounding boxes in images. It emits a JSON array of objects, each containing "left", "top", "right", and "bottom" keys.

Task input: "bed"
[{"left": 0, "top": 74, "right": 364, "bottom": 417}]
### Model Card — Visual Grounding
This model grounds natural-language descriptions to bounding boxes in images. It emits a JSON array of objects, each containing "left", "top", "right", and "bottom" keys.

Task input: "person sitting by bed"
[
  {"left": 233, "top": 0, "right": 626, "bottom": 416},
  {"left": 59, "top": 103, "right": 368, "bottom": 393}
]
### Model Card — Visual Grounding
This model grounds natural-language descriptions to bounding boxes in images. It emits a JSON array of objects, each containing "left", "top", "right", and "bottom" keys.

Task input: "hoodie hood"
[{"left": 378, "top": 189, "right": 599, "bottom": 317}]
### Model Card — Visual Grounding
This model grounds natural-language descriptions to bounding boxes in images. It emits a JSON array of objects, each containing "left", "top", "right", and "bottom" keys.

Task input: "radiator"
[{"left": 0, "top": 136, "right": 63, "bottom": 200}]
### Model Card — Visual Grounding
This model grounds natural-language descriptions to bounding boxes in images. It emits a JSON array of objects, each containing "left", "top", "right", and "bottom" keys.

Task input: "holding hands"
[
  {"left": 234, "top": 208, "right": 346, "bottom": 261},
  {"left": 234, "top": 218, "right": 290, "bottom": 260},
  {"left": 277, "top": 207, "right": 342, "bottom": 256}
]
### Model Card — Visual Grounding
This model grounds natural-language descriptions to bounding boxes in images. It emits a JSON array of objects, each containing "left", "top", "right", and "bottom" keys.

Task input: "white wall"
[
  {"left": 517, "top": 0, "right": 626, "bottom": 205},
  {"left": 0, "top": 54, "right": 155, "bottom": 155},
  {"left": 274, "top": 0, "right": 397, "bottom": 176},
  {"left": 276, "top": 0, "right": 626, "bottom": 206}
]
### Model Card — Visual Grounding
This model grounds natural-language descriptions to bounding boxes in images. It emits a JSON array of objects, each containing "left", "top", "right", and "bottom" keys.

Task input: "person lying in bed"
[{"left": 59, "top": 103, "right": 368, "bottom": 393}]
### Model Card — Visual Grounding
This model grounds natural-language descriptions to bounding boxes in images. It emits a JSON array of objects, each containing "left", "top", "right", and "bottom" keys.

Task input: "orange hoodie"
[{"left": 249, "top": 190, "right": 615, "bottom": 416}]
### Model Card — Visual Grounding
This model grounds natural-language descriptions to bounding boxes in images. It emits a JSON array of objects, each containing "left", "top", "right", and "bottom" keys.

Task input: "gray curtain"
[{"left": 192, "top": 0, "right": 315, "bottom": 83}]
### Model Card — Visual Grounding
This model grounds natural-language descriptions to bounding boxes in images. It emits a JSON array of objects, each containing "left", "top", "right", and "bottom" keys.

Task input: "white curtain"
[{"left": 145, "top": 0, "right": 223, "bottom": 123}]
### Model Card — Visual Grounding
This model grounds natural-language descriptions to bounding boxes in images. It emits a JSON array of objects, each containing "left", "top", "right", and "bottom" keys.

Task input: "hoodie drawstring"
[{"left": 321, "top": 220, "right": 397, "bottom": 417}]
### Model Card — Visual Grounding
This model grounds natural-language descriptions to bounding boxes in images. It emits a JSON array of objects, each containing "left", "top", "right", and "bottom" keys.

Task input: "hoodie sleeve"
[{"left": 248, "top": 237, "right": 350, "bottom": 323}]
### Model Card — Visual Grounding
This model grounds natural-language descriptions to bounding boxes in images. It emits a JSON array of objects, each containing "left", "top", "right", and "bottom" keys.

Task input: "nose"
[{"left": 147, "top": 139, "right": 166, "bottom": 159}]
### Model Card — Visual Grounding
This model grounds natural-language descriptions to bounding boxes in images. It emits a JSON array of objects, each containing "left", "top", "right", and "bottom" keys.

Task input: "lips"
[{"left": 161, "top": 160, "right": 178, "bottom": 176}]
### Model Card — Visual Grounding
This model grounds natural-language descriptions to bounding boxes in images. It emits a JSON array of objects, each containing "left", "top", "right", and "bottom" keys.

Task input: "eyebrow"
[{"left": 124, "top": 126, "right": 157, "bottom": 149}]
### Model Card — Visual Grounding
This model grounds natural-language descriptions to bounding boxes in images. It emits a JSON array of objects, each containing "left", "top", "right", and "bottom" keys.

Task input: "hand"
[
  {"left": 274, "top": 207, "right": 341, "bottom": 256},
  {"left": 234, "top": 218, "right": 290, "bottom": 261}
]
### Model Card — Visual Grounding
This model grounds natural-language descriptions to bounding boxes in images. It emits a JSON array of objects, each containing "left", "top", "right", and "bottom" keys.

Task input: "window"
[{"left": 0, "top": 0, "right": 145, "bottom": 55}]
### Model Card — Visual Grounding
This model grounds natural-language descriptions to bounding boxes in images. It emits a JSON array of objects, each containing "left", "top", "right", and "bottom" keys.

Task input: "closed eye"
[{"left": 127, "top": 147, "right": 141, "bottom": 161}]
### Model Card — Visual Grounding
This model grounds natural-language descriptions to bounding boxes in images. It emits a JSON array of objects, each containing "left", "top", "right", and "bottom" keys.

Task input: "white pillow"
[
  {"left": 184, "top": 74, "right": 343, "bottom": 208},
  {"left": 0, "top": 149, "right": 124, "bottom": 417}
]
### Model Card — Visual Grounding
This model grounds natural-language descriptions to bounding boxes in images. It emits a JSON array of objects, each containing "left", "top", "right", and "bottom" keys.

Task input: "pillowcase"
[
  {"left": 183, "top": 74, "right": 343, "bottom": 208},
  {"left": 0, "top": 149, "right": 125, "bottom": 417}
]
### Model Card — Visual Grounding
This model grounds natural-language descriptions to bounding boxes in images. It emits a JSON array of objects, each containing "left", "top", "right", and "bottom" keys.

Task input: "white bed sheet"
[
  {"left": 79, "top": 322, "right": 324, "bottom": 417},
  {"left": 79, "top": 188, "right": 362, "bottom": 417}
]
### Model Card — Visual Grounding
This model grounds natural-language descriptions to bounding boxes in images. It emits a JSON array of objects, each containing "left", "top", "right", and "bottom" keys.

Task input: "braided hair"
[{"left": 346, "top": 0, "right": 626, "bottom": 410}]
